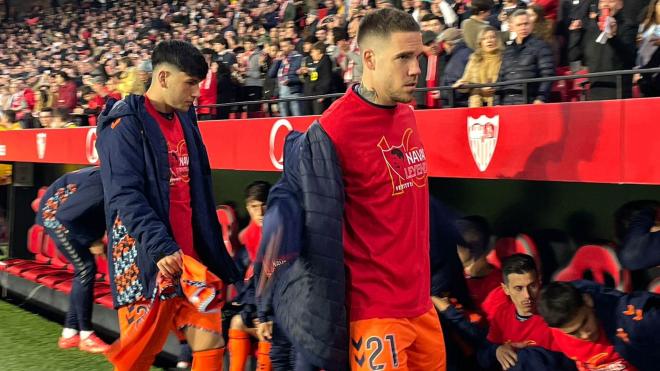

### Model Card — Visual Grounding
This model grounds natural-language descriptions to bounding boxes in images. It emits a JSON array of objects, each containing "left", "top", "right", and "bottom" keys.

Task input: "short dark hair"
[
  {"left": 2, "top": 110, "right": 16, "bottom": 123},
  {"left": 471, "top": 0, "right": 495, "bottom": 14},
  {"left": 151, "top": 40, "right": 208, "bottom": 80},
  {"left": 213, "top": 37, "right": 229, "bottom": 49},
  {"left": 537, "top": 282, "right": 584, "bottom": 328},
  {"left": 614, "top": 200, "right": 660, "bottom": 241},
  {"left": 55, "top": 70, "right": 70, "bottom": 80},
  {"left": 455, "top": 215, "right": 491, "bottom": 257},
  {"left": 357, "top": 8, "right": 420, "bottom": 47},
  {"left": 245, "top": 181, "right": 272, "bottom": 203},
  {"left": 312, "top": 41, "right": 327, "bottom": 54},
  {"left": 280, "top": 37, "right": 294, "bottom": 45},
  {"left": 501, "top": 253, "right": 538, "bottom": 284},
  {"left": 420, "top": 14, "right": 441, "bottom": 23},
  {"left": 200, "top": 48, "right": 214, "bottom": 56},
  {"left": 333, "top": 28, "right": 349, "bottom": 42}
]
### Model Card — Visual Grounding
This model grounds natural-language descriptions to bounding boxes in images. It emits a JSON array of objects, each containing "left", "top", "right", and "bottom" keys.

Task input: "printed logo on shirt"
[
  {"left": 377, "top": 128, "right": 428, "bottom": 196},
  {"left": 168, "top": 139, "right": 190, "bottom": 185}
]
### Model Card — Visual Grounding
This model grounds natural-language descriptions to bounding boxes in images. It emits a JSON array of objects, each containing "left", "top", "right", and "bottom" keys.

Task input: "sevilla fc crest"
[{"left": 467, "top": 115, "right": 499, "bottom": 172}]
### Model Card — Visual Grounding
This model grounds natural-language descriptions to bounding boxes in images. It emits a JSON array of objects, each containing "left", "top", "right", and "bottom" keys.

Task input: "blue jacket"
[
  {"left": 96, "top": 95, "right": 239, "bottom": 308},
  {"left": 441, "top": 42, "right": 472, "bottom": 107},
  {"left": 573, "top": 280, "right": 660, "bottom": 370},
  {"left": 268, "top": 52, "right": 304, "bottom": 94},
  {"left": 256, "top": 122, "right": 348, "bottom": 370},
  {"left": 36, "top": 166, "right": 105, "bottom": 250}
]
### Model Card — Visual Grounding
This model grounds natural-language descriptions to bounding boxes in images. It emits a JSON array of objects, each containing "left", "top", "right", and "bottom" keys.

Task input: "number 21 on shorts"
[{"left": 352, "top": 334, "right": 399, "bottom": 370}]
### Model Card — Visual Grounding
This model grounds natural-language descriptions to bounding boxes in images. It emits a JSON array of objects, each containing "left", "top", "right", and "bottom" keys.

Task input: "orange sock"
[
  {"left": 228, "top": 329, "right": 251, "bottom": 371},
  {"left": 192, "top": 348, "right": 224, "bottom": 371},
  {"left": 256, "top": 341, "right": 272, "bottom": 371}
]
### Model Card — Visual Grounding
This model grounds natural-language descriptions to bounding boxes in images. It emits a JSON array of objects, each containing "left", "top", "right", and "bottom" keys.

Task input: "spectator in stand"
[
  {"left": 491, "top": 0, "right": 527, "bottom": 32},
  {"left": 214, "top": 37, "right": 238, "bottom": 120},
  {"left": 269, "top": 37, "right": 303, "bottom": 117},
  {"left": 538, "top": 281, "right": 660, "bottom": 371},
  {"left": 262, "top": 42, "right": 281, "bottom": 117},
  {"left": 439, "top": 28, "right": 472, "bottom": 107},
  {"left": 333, "top": 28, "right": 362, "bottom": 86},
  {"left": 301, "top": 41, "right": 334, "bottom": 115},
  {"left": 529, "top": 4, "right": 559, "bottom": 62},
  {"left": 568, "top": 0, "right": 637, "bottom": 100},
  {"left": 37, "top": 108, "right": 54, "bottom": 128},
  {"left": 637, "top": 0, "right": 660, "bottom": 97},
  {"left": 0, "top": 110, "right": 22, "bottom": 130},
  {"left": 433, "top": 0, "right": 459, "bottom": 28},
  {"left": 197, "top": 48, "right": 218, "bottom": 121},
  {"left": 414, "top": 31, "right": 443, "bottom": 109},
  {"left": 462, "top": 0, "right": 496, "bottom": 51},
  {"left": 7, "top": 80, "right": 35, "bottom": 123},
  {"left": 137, "top": 60, "right": 153, "bottom": 94},
  {"left": 454, "top": 26, "right": 503, "bottom": 107},
  {"left": 421, "top": 14, "right": 446, "bottom": 34},
  {"left": 498, "top": 9, "right": 555, "bottom": 105},
  {"left": 54, "top": 71, "right": 78, "bottom": 114},
  {"left": 117, "top": 57, "right": 144, "bottom": 97},
  {"left": 241, "top": 38, "right": 265, "bottom": 118},
  {"left": 531, "top": 0, "right": 559, "bottom": 21}
]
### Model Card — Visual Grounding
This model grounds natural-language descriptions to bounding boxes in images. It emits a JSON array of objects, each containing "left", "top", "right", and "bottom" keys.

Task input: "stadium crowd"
[{"left": 0, "top": 0, "right": 659, "bottom": 129}]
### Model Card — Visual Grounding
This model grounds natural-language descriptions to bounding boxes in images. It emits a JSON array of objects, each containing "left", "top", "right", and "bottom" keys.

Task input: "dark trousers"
[
  {"left": 271, "top": 323, "right": 319, "bottom": 371},
  {"left": 243, "top": 86, "right": 264, "bottom": 115},
  {"left": 47, "top": 228, "right": 96, "bottom": 331}
]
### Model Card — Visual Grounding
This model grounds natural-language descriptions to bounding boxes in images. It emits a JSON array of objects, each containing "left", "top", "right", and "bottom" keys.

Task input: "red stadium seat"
[
  {"left": 486, "top": 234, "right": 542, "bottom": 273},
  {"left": 553, "top": 245, "right": 632, "bottom": 292},
  {"left": 95, "top": 293, "right": 114, "bottom": 309},
  {"left": 3, "top": 225, "right": 50, "bottom": 275},
  {"left": 216, "top": 205, "right": 240, "bottom": 256}
]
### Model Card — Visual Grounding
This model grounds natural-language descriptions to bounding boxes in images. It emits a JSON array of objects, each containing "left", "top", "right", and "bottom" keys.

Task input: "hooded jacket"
[{"left": 95, "top": 95, "right": 239, "bottom": 308}]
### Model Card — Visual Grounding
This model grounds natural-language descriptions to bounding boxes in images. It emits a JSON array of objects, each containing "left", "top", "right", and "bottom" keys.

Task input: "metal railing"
[{"left": 197, "top": 67, "right": 660, "bottom": 112}]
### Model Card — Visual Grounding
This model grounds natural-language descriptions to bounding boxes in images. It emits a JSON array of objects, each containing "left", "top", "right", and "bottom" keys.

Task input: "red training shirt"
[
  {"left": 144, "top": 96, "right": 197, "bottom": 260},
  {"left": 320, "top": 86, "right": 431, "bottom": 321},
  {"left": 551, "top": 326, "right": 635, "bottom": 371}
]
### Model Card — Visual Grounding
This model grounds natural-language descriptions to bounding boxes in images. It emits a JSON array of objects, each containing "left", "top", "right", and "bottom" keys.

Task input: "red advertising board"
[{"left": 0, "top": 98, "right": 658, "bottom": 184}]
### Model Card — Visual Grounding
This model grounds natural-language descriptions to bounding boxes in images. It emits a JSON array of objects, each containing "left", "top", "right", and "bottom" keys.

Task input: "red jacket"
[
  {"left": 534, "top": 0, "right": 558, "bottom": 21},
  {"left": 197, "top": 71, "right": 217, "bottom": 116}
]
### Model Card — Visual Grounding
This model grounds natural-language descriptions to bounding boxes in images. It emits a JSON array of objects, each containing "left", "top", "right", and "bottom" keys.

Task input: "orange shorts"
[
  {"left": 115, "top": 297, "right": 222, "bottom": 371},
  {"left": 349, "top": 307, "right": 446, "bottom": 371},
  {"left": 118, "top": 297, "right": 222, "bottom": 337}
]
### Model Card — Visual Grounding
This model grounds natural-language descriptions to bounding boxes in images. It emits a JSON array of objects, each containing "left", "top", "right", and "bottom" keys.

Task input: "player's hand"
[
  {"left": 256, "top": 321, "right": 273, "bottom": 341},
  {"left": 431, "top": 296, "right": 451, "bottom": 312},
  {"left": 157, "top": 250, "right": 183, "bottom": 279},
  {"left": 496, "top": 342, "right": 528, "bottom": 370},
  {"left": 89, "top": 241, "right": 105, "bottom": 257}
]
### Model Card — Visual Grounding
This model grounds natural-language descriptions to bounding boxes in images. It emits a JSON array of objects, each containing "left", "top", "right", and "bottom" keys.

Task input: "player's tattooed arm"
[{"left": 358, "top": 84, "right": 379, "bottom": 104}]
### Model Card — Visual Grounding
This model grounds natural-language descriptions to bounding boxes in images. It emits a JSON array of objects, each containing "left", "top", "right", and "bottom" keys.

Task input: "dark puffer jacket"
[
  {"left": 498, "top": 35, "right": 555, "bottom": 105},
  {"left": 256, "top": 122, "right": 348, "bottom": 370}
]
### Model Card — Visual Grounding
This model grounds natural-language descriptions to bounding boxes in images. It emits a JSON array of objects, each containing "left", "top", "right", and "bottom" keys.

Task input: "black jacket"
[
  {"left": 569, "top": 11, "right": 637, "bottom": 99},
  {"left": 303, "top": 55, "right": 334, "bottom": 97},
  {"left": 498, "top": 35, "right": 555, "bottom": 104}
]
